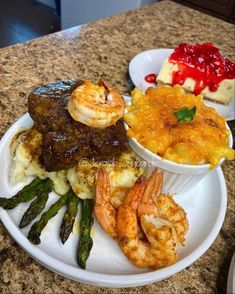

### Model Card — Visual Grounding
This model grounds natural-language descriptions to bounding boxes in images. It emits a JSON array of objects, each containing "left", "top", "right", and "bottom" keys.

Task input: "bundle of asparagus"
[{"left": 0, "top": 177, "right": 93, "bottom": 269}]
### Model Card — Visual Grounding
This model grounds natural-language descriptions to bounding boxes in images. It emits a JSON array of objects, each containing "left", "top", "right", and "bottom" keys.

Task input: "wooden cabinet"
[{"left": 174, "top": 0, "right": 235, "bottom": 23}]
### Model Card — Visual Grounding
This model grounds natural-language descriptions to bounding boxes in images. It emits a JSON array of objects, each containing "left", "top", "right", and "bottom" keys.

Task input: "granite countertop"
[{"left": 0, "top": 0, "right": 234, "bottom": 293}]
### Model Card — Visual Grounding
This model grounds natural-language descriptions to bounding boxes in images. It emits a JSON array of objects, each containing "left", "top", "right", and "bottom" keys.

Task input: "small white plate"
[
  {"left": 129, "top": 49, "right": 235, "bottom": 121},
  {"left": 0, "top": 113, "right": 227, "bottom": 287}
]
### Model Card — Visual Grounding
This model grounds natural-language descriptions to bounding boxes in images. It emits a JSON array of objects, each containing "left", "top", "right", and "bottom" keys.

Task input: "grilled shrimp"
[
  {"left": 95, "top": 169, "right": 189, "bottom": 269},
  {"left": 94, "top": 169, "right": 117, "bottom": 239},
  {"left": 137, "top": 171, "right": 188, "bottom": 245},
  {"left": 117, "top": 170, "right": 178, "bottom": 268},
  {"left": 94, "top": 169, "right": 146, "bottom": 240},
  {"left": 67, "top": 80, "right": 125, "bottom": 128}
]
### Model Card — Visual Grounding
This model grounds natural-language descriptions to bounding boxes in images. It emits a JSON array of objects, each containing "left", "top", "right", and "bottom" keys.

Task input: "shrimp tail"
[
  {"left": 94, "top": 169, "right": 117, "bottom": 239},
  {"left": 116, "top": 178, "right": 146, "bottom": 239}
]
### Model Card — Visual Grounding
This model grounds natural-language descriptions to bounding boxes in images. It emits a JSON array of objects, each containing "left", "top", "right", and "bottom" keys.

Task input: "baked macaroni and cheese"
[{"left": 124, "top": 85, "right": 235, "bottom": 168}]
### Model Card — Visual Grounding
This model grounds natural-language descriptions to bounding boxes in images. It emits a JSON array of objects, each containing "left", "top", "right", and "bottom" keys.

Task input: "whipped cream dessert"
[{"left": 156, "top": 43, "right": 235, "bottom": 105}]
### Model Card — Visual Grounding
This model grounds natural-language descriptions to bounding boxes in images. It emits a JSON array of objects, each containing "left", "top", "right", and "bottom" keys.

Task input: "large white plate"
[
  {"left": 129, "top": 49, "right": 235, "bottom": 121},
  {"left": 0, "top": 113, "right": 227, "bottom": 288}
]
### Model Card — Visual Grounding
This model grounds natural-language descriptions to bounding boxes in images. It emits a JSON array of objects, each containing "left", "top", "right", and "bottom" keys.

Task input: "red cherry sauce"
[
  {"left": 169, "top": 43, "right": 235, "bottom": 95},
  {"left": 145, "top": 73, "right": 157, "bottom": 84}
]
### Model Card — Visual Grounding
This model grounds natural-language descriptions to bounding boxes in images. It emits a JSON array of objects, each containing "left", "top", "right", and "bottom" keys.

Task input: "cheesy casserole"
[{"left": 124, "top": 85, "right": 234, "bottom": 168}]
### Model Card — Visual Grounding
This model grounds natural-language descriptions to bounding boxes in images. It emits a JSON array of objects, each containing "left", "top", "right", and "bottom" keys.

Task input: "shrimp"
[
  {"left": 153, "top": 194, "right": 189, "bottom": 245},
  {"left": 94, "top": 169, "right": 117, "bottom": 239},
  {"left": 94, "top": 169, "right": 147, "bottom": 241},
  {"left": 67, "top": 80, "right": 125, "bottom": 128},
  {"left": 95, "top": 168, "right": 189, "bottom": 269},
  {"left": 117, "top": 170, "right": 180, "bottom": 269},
  {"left": 138, "top": 171, "right": 188, "bottom": 245}
]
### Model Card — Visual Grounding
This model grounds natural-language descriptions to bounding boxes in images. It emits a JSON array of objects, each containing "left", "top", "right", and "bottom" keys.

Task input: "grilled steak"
[{"left": 28, "top": 79, "right": 128, "bottom": 171}]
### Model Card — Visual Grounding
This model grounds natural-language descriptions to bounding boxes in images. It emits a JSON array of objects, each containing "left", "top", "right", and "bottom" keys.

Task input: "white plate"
[
  {"left": 129, "top": 49, "right": 235, "bottom": 121},
  {"left": 0, "top": 113, "right": 227, "bottom": 288}
]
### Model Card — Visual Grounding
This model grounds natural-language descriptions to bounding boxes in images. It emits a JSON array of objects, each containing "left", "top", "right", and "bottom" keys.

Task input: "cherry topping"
[
  {"left": 169, "top": 43, "right": 235, "bottom": 94},
  {"left": 145, "top": 73, "right": 157, "bottom": 84}
]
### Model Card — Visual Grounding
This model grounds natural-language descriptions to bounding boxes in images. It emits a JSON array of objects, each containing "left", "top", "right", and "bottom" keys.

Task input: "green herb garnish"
[{"left": 174, "top": 106, "right": 196, "bottom": 124}]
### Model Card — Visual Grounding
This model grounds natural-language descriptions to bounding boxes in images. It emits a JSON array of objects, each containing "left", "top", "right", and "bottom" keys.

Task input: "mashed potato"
[
  {"left": 67, "top": 151, "right": 143, "bottom": 203},
  {"left": 10, "top": 128, "right": 70, "bottom": 195}
]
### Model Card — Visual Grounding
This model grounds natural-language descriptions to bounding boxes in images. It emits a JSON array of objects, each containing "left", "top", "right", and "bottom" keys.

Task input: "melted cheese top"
[{"left": 124, "top": 85, "right": 234, "bottom": 168}]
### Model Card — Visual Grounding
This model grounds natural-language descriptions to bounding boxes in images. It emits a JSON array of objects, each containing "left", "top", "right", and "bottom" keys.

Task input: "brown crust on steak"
[{"left": 28, "top": 79, "right": 128, "bottom": 171}]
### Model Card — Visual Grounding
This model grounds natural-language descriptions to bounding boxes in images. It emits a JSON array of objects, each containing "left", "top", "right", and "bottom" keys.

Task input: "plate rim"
[
  {"left": 129, "top": 48, "right": 235, "bottom": 122},
  {"left": 129, "top": 48, "right": 173, "bottom": 87},
  {"left": 0, "top": 113, "right": 228, "bottom": 288}
]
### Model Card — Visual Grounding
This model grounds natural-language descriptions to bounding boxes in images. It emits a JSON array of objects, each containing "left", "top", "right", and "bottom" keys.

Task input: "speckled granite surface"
[{"left": 0, "top": 0, "right": 234, "bottom": 293}]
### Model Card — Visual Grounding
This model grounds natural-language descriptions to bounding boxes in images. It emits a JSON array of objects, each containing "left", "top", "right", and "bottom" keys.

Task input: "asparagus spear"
[
  {"left": 0, "top": 198, "right": 8, "bottom": 208},
  {"left": 77, "top": 199, "right": 94, "bottom": 269},
  {"left": 17, "top": 177, "right": 42, "bottom": 193},
  {"left": 28, "top": 192, "right": 69, "bottom": 245},
  {"left": 0, "top": 177, "right": 44, "bottom": 209},
  {"left": 19, "top": 180, "right": 53, "bottom": 228},
  {"left": 60, "top": 190, "right": 80, "bottom": 244}
]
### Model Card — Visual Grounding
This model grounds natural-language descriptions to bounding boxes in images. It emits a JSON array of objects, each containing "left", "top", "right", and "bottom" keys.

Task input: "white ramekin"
[{"left": 127, "top": 125, "right": 233, "bottom": 194}]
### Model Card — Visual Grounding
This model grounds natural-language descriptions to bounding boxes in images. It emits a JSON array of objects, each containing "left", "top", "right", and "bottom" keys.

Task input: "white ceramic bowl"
[{"left": 126, "top": 125, "right": 233, "bottom": 194}]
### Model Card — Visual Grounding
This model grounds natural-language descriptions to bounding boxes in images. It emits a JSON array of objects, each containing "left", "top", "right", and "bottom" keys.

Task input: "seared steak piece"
[
  {"left": 28, "top": 79, "right": 83, "bottom": 134},
  {"left": 28, "top": 79, "right": 128, "bottom": 171}
]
